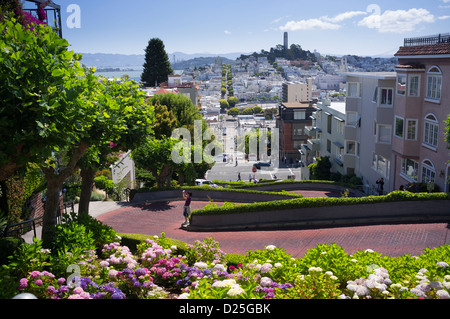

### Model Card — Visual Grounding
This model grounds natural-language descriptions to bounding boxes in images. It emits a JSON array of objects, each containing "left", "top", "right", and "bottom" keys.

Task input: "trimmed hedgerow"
[
  {"left": 190, "top": 191, "right": 450, "bottom": 217},
  {"left": 129, "top": 185, "right": 303, "bottom": 201}
]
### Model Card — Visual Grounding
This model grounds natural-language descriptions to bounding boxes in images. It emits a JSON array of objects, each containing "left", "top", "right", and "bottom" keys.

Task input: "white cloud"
[
  {"left": 358, "top": 8, "right": 435, "bottom": 33},
  {"left": 280, "top": 18, "right": 341, "bottom": 31},
  {"left": 224, "top": 30, "right": 231, "bottom": 35},
  {"left": 438, "top": 15, "right": 450, "bottom": 20},
  {"left": 280, "top": 19, "right": 341, "bottom": 31},
  {"left": 279, "top": 10, "right": 367, "bottom": 31},
  {"left": 322, "top": 11, "right": 367, "bottom": 23}
]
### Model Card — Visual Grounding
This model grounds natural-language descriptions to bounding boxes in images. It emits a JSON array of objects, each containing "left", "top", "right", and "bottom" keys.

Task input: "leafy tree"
[
  {"left": 228, "top": 96, "right": 238, "bottom": 108},
  {"left": 308, "top": 156, "right": 332, "bottom": 180},
  {"left": 131, "top": 138, "right": 177, "bottom": 188},
  {"left": 153, "top": 102, "right": 177, "bottom": 139},
  {"left": 219, "top": 99, "right": 229, "bottom": 113},
  {"left": 141, "top": 38, "right": 173, "bottom": 87},
  {"left": 77, "top": 78, "right": 153, "bottom": 216},
  {"left": 227, "top": 107, "right": 239, "bottom": 117},
  {"left": 147, "top": 93, "right": 199, "bottom": 128}
]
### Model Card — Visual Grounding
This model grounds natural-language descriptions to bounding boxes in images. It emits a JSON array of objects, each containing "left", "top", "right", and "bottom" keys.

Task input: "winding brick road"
[{"left": 97, "top": 190, "right": 450, "bottom": 258}]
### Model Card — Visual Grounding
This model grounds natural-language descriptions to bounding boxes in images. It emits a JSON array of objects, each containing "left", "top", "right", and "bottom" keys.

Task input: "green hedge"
[
  {"left": 191, "top": 191, "right": 450, "bottom": 217},
  {"left": 129, "top": 185, "right": 304, "bottom": 201},
  {"left": 212, "top": 179, "right": 363, "bottom": 190}
]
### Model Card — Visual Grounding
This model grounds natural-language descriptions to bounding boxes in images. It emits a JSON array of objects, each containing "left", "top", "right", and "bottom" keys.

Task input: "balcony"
[
  {"left": 307, "top": 139, "right": 321, "bottom": 152},
  {"left": 404, "top": 33, "right": 450, "bottom": 46},
  {"left": 304, "top": 126, "right": 321, "bottom": 138},
  {"left": 23, "top": 1, "right": 62, "bottom": 37}
]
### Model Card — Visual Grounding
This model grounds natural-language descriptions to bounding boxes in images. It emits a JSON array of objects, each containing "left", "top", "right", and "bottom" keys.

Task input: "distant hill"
[
  {"left": 80, "top": 53, "right": 145, "bottom": 68},
  {"left": 171, "top": 56, "right": 234, "bottom": 70},
  {"left": 79, "top": 52, "right": 247, "bottom": 69}
]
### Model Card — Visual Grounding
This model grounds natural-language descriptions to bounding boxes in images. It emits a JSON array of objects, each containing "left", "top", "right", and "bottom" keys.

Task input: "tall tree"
[
  {"left": 77, "top": 78, "right": 153, "bottom": 216},
  {"left": 141, "top": 38, "right": 173, "bottom": 87}
]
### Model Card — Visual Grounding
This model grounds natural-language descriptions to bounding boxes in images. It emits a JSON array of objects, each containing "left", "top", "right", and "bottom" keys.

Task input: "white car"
[{"left": 194, "top": 179, "right": 222, "bottom": 188}]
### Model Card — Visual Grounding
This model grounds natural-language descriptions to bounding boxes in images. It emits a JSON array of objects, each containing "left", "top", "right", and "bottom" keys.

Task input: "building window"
[
  {"left": 372, "top": 87, "right": 378, "bottom": 103},
  {"left": 336, "top": 120, "right": 344, "bottom": 135},
  {"left": 408, "top": 75, "right": 420, "bottom": 97},
  {"left": 422, "top": 160, "right": 436, "bottom": 183},
  {"left": 406, "top": 119, "right": 417, "bottom": 140},
  {"left": 372, "top": 154, "right": 390, "bottom": 177},
  {"left": 294, "top": 111, "right": 306, "bottom": 120},
  {"left": 346, "top": 112, "right": 359, "bottom": 127},
  {"left": 346, "top": 141, "right": 356, "bottom": 155},
  {"left": 327, "top": 114, "right": 332, "bottom": 134},
  {"left": 327, "top": 139, "right": 331, "bottom": 153},
  {"left": 380, "top": 88, "right": 393, "bottom": 106},
  {"left": 395, "top": 117, "right": 404, "bottom": 138},
  {"left": 293, "top": 124, "right": 304, "bottom": 137},
  {"left": 401, "top": 158, "right": 418, "bottom": 181},
  {"left": 423, "top": 114, "right": 438, "bottom": 149},
  {"left": 336, "top": 146, "right": 344, "bottom": 161},
  {"left": 426, "top": 66, "right": 442, "bottom": 102},
  {"left": 397, "top": 75, "right": 406, "bottom": 95},
  {"left": 377, "top": 125, "right": 391, "bottom": 144},
  {"left": 347, "top": 82, "right": 361, "bottom": 98}
]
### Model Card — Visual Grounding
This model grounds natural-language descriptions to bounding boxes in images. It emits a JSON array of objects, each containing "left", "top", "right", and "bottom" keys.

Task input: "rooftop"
[
  {"left": 339, "top": 72, "right": 397, "bottom": 80},
  {"left": 281, "top": 102, "right": 316, "bottom": 109},
  {"left": 395, "top": 33, "right": 450, "bottom": 56}
]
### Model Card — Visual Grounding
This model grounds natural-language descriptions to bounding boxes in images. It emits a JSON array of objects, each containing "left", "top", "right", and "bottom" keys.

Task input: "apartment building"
[
  {"left": 342, "top": 72, "right": 397, "bottom": 194},
  {"left": 282, "top": 79, "right": 312, "bottom": 103},
  {"left": 276, "top": 101, "right": 316, "bottom": 164},
  {"left": 304, "top": 98, "right": 347, "bottom": 174},
  {"left": 392, "top": 34, "right": 450, "bottom": 193},
  {"left": 160, "top": 75, "right": 199, "bottom": 106}
]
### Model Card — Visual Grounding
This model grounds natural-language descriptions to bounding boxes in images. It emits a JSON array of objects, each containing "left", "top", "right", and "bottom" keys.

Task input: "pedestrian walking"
[
  {"left": 376, "top": 178, "right": 384, "bottom": 196},
  {"left": 182, "top": 190, "right": 192, "bottom": 226}
]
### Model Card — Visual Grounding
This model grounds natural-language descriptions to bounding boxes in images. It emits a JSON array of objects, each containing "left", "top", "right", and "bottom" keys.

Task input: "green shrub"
[
  {"left": 0, "top": 237, "right": 24, "bottom": 266},
  {"left": 52, "top": 214, "right": 96, "bottom": 253},
  {"left": 191, "top": 191, "right": 450, "bottom": 218}
]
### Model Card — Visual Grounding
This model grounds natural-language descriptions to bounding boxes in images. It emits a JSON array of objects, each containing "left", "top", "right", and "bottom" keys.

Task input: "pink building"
[{"left": 393, "top": 34, "right": 450, "bottom": 193}]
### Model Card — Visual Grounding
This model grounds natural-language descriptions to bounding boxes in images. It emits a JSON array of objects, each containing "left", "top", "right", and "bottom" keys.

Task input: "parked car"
[
  {"left": 248, "top": 153, "right": 257, "bottom": 162},
  {"left": 194, "top": 179, "right": 222, "bottom": 188},
  {"left": 253, "top": 160, "right": 271, "bottom": 169}
]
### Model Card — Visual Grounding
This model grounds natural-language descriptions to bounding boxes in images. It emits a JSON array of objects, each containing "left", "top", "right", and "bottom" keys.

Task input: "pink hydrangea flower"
[{"left": 19, "top": 278, "right": 28, "bottom": 289}]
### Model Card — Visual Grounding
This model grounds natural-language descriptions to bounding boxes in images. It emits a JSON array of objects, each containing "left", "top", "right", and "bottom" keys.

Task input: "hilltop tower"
[{"left": 284, "top": 32, "right": 288, "bottom": 50}]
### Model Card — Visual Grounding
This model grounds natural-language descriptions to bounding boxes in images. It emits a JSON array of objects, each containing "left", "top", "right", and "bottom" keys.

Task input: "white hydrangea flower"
[
  {"left": 265, "top": 245, "right": 276, "bottom": 251},
  {"left": 437, "top": 290, "right": 450, "bottom": 299},
  {"left": 227, "top": 284, "right": 246, "bottom": 297},
  {"left": 194, "top": 262, "right": 208, "bottom": 269}
]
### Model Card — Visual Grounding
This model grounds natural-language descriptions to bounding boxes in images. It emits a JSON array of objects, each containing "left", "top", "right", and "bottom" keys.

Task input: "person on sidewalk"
[
  {"left": 182, "top": 190, "right": 192, "bottom": 226},
  {"left": 376, "top": 178, "right": 384, "bottom": 196}
]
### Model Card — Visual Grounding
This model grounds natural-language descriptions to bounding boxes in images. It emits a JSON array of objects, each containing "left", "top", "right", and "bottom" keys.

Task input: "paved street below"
[{"left": 96, "top": 199, "right": 450, "bottom": 258}]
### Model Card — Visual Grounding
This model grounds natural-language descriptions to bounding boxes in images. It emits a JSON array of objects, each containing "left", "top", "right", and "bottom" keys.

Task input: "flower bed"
[{"left": 3, "top": 231, "right": 450, "bottom": 300}]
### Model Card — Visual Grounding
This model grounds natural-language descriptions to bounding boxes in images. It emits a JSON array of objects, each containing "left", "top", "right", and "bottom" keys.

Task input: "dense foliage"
[{"left": 1, "top": 221, "right": 449, "bottom": 299}]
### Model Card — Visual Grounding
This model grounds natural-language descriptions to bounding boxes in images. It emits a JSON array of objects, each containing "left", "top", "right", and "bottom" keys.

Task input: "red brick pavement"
[{"left": 97, "top": 196, "right": 450, "bottom": 258}]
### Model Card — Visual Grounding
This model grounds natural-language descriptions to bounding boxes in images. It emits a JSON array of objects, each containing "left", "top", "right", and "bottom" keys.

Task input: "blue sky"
[{"left": 58, "top": 0, "right": 450, "bottom": 57}]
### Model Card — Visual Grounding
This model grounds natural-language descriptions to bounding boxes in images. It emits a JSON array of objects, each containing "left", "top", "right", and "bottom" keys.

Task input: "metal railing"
[
  {"left": 404, "top": 33, "right": 450, "bottom": 47},
  {"left": 2, "top": 216, "right": 43, "bottom": 238}
]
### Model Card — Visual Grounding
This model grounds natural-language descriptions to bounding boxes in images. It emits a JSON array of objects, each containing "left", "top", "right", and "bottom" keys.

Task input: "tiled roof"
[{"left": 395, "top": 43, "right": 450, "bottom": 56}]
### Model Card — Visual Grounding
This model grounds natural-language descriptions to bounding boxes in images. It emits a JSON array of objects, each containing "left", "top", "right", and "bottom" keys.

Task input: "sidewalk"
[{"left": 21, "top": 201, "right": 128, "bottom": 244}]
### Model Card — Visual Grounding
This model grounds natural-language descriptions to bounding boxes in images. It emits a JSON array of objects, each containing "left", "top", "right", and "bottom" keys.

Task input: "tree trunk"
[
  {"left": 40, "top": 142, "right": 90, "bottom": 248},
  {"left": 78, "top": 168, "right": 95, "bottom": 217},
  {"left": 41, "top": 177, "right": 63, "bottom": 248}
]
